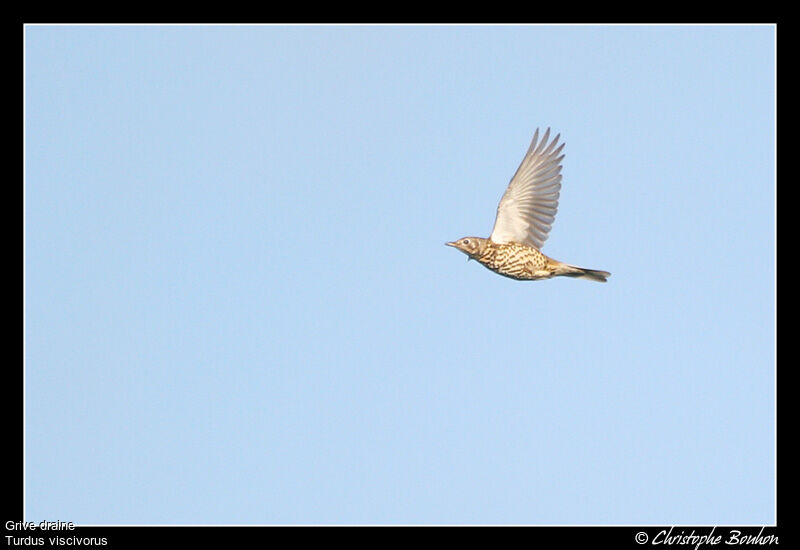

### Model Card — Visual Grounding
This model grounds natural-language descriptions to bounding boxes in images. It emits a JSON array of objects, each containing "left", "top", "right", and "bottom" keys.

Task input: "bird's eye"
[{"left": 463, "top": 239, "right": 470, "bottom": 245}]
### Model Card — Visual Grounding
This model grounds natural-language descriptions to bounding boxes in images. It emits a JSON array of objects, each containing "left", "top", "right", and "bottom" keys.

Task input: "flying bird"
[{"left": 447, "top": 128, "right": 610, "bottom": 282}]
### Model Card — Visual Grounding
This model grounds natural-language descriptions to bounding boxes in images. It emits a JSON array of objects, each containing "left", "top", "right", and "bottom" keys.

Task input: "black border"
[{"left": 11, "top": 18, "right": 781, "bottom": 546}]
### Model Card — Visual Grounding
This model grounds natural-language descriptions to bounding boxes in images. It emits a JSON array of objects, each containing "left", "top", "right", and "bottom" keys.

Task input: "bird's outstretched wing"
[{"left": 489, "top": 128, "right": 564, "bottom": 250}]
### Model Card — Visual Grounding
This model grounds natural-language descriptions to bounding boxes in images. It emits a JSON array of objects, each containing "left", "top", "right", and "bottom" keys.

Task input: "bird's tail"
[{"left": 554, "top": 262, "right": 611, "bottom": 283}]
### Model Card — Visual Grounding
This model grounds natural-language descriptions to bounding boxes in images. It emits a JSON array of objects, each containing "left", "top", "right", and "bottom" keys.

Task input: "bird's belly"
[{"left": 478, "top": 243, "right": 549, "bottom": 281}]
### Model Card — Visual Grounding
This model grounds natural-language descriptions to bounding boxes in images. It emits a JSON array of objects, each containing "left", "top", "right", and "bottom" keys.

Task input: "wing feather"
[{"left": 489, "top": 128, "right": 564, "bottom": 249}]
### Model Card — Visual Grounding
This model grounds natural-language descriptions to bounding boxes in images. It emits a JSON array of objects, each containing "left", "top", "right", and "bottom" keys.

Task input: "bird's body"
[
  {"left": 477, "top": 240, "right": 549, "bottom": 280},
  {"left": 462, "top": 238, "right": 549, "bottom": 280},
  {"left": 449, "top": 236, "right": 609, "bottom": 282},
  {"left": 447, "top": 128, "right": 610, "bottom": 283}
]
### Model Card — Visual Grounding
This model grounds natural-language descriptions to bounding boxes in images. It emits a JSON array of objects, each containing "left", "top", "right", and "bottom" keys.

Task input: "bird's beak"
[{"left": 445, "top": 241, "right": 457, "bottom": 247}]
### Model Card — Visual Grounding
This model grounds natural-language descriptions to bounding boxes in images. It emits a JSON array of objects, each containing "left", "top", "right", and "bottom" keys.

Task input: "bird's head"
[{"left": 446, "top": 237, "right": 487, "bottom": 260}]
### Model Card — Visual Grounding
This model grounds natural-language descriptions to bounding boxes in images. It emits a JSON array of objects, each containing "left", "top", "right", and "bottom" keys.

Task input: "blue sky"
[{"left": 24, "top": 24, "right": 775, "bottom": 525}]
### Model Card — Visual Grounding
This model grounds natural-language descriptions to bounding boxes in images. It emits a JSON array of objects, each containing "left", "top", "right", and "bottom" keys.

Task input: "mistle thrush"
[{"left": 447, "top": 128, "right": 610, "bottom": 283}]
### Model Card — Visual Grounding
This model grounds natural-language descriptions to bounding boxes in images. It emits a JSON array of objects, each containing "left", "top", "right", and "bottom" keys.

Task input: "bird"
[{"left": 446, "top": 128, "right": 610, "bottom": 283}]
